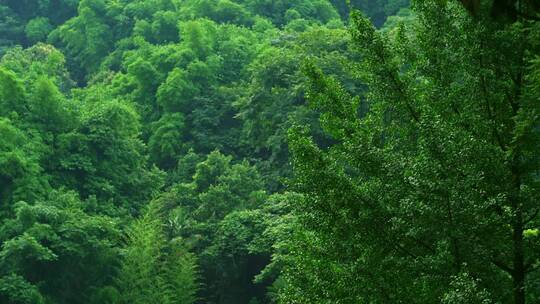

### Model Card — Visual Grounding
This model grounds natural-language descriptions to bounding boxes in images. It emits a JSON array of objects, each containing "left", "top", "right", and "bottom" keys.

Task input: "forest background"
[{"left": 0, "top": 0, "right": 539, "bottom": 303}]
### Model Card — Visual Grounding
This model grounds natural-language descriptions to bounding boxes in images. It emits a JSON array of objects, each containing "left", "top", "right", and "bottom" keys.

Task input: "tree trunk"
[
  {"left": 512, "top": 209, "right": 525, "bottom": 304},
  {"left": 511, "top": 159, "right": 525, "bottom": 304}
]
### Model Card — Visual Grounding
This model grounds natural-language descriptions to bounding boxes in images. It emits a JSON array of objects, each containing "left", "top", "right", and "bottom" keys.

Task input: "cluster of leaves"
[{"left": 116, "top": 198, "right": 198, "bottom": 304}]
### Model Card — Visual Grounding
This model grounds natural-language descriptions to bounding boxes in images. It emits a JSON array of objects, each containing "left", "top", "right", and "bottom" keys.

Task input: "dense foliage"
[{"left": 0, "top": 0, "right": 538, "bottom": 304}]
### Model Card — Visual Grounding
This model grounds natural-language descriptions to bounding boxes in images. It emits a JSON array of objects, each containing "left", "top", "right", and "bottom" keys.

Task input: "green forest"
[{"left": 0, "top": 0, "right": 539, "bottom": 303}]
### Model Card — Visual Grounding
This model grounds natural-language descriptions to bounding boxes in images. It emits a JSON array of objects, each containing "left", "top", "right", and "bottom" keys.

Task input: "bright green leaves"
[
  {"left": 180, "top": 19, "right": 217, "bottom": 60},
  {"left": 0, "top": 50, "right": 74, "bottom": 132},
  {"left": 132, "top": 10, "right": 180, "bottom": 44},
  {"left": 28, "top": 77, "right": 71, "bottom": 133},
  {"left": 127, "top": 58, "right": 161, "bottom": 97},
  {"left": 285, "top": 2, "right": 540, "bottom": 303},
  {"left": 0, "top": 274, "right": 44, "bottom": 304},
  {"left": 179, "top": 0, "right": 253, "bottom": 26},
  {"left": 0, "top": 67, "right": 26, "bottom": 117},
  {"left": 0, "top": 118, "right": 48, "bottom": 206},
  {"left": 157, "top": 68, "right": 197, "bottom": 113},
  {"left": 149, "top": 11, "right": 180, "bottom": 43},
  {"left": 193, "top": 151, "right": 233, "bottom": 193},
  {"left": 0, "top": 119, "right": 26, "bottom": 151},
  {"left": 0, "top": 1, "right": 424, "bottom": 304},
  {"left": 185, "top": 56, "right": 221, "bottom": 90},
  {"left": 302, "top": 61, "right": 361, "bottom": 140},
  {"left": 49, "top": 0, "right": 113, "bottom": 78},
  {"left": 211, "top": 0, "right": 253, "bottom": 24},
  {"left": 178, "top": 0, "right": 340, "bottom": 27},
  {"left": 239, "top": 0, "right": 339, "bottom": 26},
  {"left": 149, "top": 113, "right": 187, "bottom": 168},
  {"left": 116, "top": 201, "right": 197, "bottom": 304},
  {"left": 0, "top": 233, "right": 57, "bottom": 272},
  {"left": 165, "top": 151, "right": 269, "bottom": 303},
  {"left": 0, "top": 44, "right": 74, "bottom": 92},
  {"left": 24, "top": 17, "right": 53, "bottom": 44},
  {"left": 81, "top": 99, "right": 140, "bottom": 141},
  {"left": 57, "top": 99, "right": 164, "bottom": 213},
  {"left": 0, "top": 191, "right": 121, "bottom": 304},
  {"left": 0, "top": 59, "right": 76, "bottom": 206}
]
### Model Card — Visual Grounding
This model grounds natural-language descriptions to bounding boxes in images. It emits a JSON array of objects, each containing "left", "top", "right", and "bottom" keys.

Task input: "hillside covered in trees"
[{"left": 0, "top": 0, "right": 539, "bottom": 303}]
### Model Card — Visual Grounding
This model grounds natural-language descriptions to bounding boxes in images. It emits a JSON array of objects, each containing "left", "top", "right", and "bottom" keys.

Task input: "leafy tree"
[
  {"left": 54, "top": 98, "right": 164, "bottom": 214},
  {"left": 235, "top": 23, "right": 359, "bottom": 190},
  {"left": 180, "top": 19, "right": 218, "bottom": 60},
  {"left": 0, "top": 118, "right": 48, "bottom": 208},
  {"left": 24, "top": 18, "right": 53, "bottom": 44},
  {"left": 150, "top": 151, "right": 270, "bottom": 303},
  {"left": 116, "top": 199, "right": 198, "bottom": 304},
  {"left": 285, "top": 1, "right": 540, "bottom": 303},
  {"left": 0, "top": 44, "right": 75, "bottom": 93},
  {"left": 157, "top": 67, "right": 198, "bottom": 113},
  {"left": 0, "top": 67, "right": 26, "bottom": 116},
  {"left": 149, "top": 10, "right": 180, "bottom": 44},
  {"left": 0, "top": 274, "right": 44, "bottom": 304},
  {"left": 0, "top": 190, "right": 121, "bottom": 304},
  {"left": 149, "top": 113, "right": 187, "bottom": 169},
  {"left": 27, "top": 77, "right": 72, "bottom": 133},
  {"left": 49, "top": 0, "right": 114, "bottom": 80}
]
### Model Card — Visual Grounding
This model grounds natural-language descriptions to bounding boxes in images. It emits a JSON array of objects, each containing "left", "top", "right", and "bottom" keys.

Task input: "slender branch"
[
  {"left": 524, "top": 208, "right": 540, "bottom": 225},
  {"left": 492, "top": 258, "right": 514, "bottom": 275}
]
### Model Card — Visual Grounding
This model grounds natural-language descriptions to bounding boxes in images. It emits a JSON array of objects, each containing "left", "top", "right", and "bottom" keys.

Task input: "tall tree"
[
  {"left": 116, "top": 198, "right": 198, "bottom": 304},
  {"left": 285, "top": 1, "right": 540, "bottom": 303}
]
